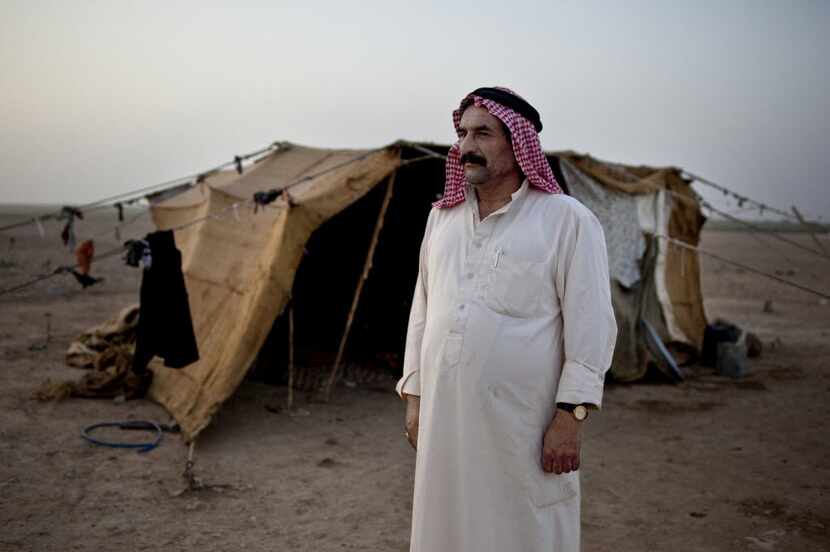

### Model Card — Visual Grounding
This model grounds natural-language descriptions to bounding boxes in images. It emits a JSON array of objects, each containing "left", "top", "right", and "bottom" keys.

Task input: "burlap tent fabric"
[
  {"left": 36, "top": 304, "right": 147, "bottom": 401},
  {"left": 65, "top": 304, "right": 139, "bottom": 368},
  {"left": 67, "top": 142, "right": 705, "bottom": 442},
  {"left": 147, "top": 144, "right": 401, "bottom": 441}
]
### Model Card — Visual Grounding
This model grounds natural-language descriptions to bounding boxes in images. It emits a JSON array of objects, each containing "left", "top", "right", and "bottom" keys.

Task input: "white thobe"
[{"left": 397, "top": 180, "right": 617, "bottom": 552}]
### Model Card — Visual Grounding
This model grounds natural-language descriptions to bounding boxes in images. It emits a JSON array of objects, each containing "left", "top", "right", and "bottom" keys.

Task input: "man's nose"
[{"left": 459, "top": 133, "right": 475, "bottom": 155}]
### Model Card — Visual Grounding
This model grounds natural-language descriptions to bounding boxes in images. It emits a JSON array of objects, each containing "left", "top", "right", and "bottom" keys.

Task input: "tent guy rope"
[
  {"left": 682, "top": 170, "right": 824, "bottom": 225},
  {"left": 398, "top": 142, "right": 826, "bottom": 231},
  {"left": 699, "top": 199, "right": 830, "bottom": 262},
  {"left": 0, "top": 199, "right": 256, "bottom": 297},
  {"left": 0, "top": 148, "right": 394, "bottom": 298},
  {"left": 652, "top": 233, "right": 830, "bottom": 301},
  {"left": 0, "top": 243, "right": 129, "bottom": 297},
  {"left": 0, "top": 142, "right": 281, "bottom": 234},
  {"left": 659, "top": 188, "right": 830, "bottom": 265}
]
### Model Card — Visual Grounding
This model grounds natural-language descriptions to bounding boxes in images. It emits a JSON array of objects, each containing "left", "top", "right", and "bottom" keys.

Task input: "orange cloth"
[{"left": 75, "top": 240, "right": 95, "bottom": 275}]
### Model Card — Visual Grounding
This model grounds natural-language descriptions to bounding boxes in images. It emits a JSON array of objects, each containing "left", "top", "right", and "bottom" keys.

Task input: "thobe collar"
[{"left": 468, "top": 178, "right": 530, "bottom": 225}]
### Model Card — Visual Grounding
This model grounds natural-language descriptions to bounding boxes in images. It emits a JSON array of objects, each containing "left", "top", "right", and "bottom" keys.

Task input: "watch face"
[{"left": 574, "top": 405, "right": 588, "bottom": 421}]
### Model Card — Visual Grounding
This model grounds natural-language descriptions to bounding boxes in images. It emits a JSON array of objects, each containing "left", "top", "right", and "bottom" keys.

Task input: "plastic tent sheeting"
[{"left": 557, "top": 153, "right": 707, "bottom": 381}]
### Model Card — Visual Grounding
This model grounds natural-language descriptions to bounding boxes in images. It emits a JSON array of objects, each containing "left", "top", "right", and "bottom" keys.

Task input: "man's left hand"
[{"left": 541, "top": 409, "right": 583, "bottom": 474}]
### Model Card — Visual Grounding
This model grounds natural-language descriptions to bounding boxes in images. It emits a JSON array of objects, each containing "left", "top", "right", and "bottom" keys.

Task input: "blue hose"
[{"left": 80, "top": 420, "right": 163, "bottom": 453}]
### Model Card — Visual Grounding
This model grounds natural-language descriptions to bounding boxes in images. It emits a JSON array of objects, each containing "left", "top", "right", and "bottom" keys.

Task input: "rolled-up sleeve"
[
  {"left": 395, "top": 210, "right": 433, "bottom": 398},
  {"left": 553, "top": 206, "right": 618, "bottom": 409}
]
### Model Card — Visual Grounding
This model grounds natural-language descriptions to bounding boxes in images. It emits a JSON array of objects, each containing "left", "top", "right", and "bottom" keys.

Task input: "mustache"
[{"left": 460, "top": 153, "right": 487, "bottom": 166}]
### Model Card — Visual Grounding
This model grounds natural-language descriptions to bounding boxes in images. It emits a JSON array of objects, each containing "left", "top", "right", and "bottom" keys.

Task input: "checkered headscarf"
[{"left": 434, "top": 87, "right": 562, "bottom": 209}]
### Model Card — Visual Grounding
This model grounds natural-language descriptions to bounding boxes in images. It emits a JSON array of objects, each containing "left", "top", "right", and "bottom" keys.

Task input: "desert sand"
[{"left": 0, "top": 207, "right": 828, "bottom": 551}]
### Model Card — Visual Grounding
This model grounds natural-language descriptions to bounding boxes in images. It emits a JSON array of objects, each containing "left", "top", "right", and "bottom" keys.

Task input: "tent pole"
[
  {"left": 286, "top": 300, "right": 295, "bottom": 410},
  {"left": 322, "top": 171, "right": 397, "bottom": 402}
]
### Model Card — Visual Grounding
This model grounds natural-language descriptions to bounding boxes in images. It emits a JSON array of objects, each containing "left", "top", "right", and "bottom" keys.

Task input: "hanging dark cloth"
[
  {"left": 70, "top": 270, "right": 102, "bottom": 289},
  {"left": 132, "top": 230, "right": 199, "bottom": 374},
  {"left": 60, "top": 206, "right": 83, "bottom": 251}
]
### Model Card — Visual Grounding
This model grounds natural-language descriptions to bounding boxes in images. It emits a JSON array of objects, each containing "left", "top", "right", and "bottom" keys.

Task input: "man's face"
[{"left": 457, "top": 105, "right": 519, "bottom": 188}]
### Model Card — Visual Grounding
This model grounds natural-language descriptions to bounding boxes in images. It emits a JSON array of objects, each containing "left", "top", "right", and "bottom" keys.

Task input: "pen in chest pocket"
[{"left": 493, "top": 248, "right": 503, "bottom": 269}]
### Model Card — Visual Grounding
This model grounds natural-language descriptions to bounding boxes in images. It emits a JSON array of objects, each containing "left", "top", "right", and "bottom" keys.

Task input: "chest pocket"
[{"left": 484, "top": 250, "right": 550, "bottom": 318}]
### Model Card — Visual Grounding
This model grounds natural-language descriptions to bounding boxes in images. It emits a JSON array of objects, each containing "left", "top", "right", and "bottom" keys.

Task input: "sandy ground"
[{"left": 1, "top": 208, "right": 829, "bottom": 552}]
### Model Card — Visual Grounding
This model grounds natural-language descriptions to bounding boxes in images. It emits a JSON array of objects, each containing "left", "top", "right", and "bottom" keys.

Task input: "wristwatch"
[{"left": 557, "top": 402, "right": 589, "bottom": 421}]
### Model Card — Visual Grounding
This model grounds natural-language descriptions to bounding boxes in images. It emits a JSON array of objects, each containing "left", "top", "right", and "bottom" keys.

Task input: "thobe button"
[
  {"left": 466, "top": 273, "right": 474, "bottom": 279},
  {"left": 474, "top": 242, "right": 482, "bottom": 248},
  {"left": 458, "top": 304, "right": 465, "bottom": 311}
]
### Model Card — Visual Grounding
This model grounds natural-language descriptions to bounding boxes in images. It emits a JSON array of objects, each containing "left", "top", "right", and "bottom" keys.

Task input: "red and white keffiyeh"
[{"left": 434, "top": 88, "right": 562, "bottom": 209}]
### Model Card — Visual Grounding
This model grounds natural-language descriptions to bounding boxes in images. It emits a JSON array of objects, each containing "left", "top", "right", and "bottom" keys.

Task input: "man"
[{"left": 396, "top": 87, "right": 617, "bottom": 551}]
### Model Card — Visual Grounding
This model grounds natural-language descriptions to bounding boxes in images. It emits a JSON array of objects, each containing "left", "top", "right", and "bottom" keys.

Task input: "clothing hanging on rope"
[
  {"left": 0, "top": 142, "right": 280, "bottom": 235},
  {"left": 60, "top": 207, "right": 82, "bottom": 251},
  {"left": 253, "top": 190, "right": 280, "bottom": 212},
  {"left": 124, "top": 239, "right": 150, "bottom": 268},
  {"left": 131, "top": 230, "right": 199, "bottom": 375},
  {"left": 70, "top": 270, "right": 102, "bottom": 289},
  {"left": 75, "top": 240, "right": 94, "bottom": 275},
  {"left": 69, "top": 239, "right": 102, "bottom": 288},
  {"left": 4, "top": 148, "right": 394, "bottom": 299}
]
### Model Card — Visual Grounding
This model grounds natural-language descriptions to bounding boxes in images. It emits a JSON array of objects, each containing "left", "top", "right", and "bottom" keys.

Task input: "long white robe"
[{"left": 397, "top": 180, "right": 617, "bottom": 552}]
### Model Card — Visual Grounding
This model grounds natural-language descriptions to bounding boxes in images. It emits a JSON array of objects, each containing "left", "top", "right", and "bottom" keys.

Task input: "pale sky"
[{"left": 1, "top": 0, "right": 828, "bottom": 220}]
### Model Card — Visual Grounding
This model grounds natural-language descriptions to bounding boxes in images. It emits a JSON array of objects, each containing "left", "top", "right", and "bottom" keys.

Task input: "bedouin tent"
[{"left": 137, "top": 141, "right": 706, "bottom": 442}]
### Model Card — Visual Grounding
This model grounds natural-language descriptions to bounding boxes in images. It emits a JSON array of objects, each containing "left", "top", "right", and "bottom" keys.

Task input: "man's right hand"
[{"left": 404, "top": 394, "right": 420, "bottom": 450}]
